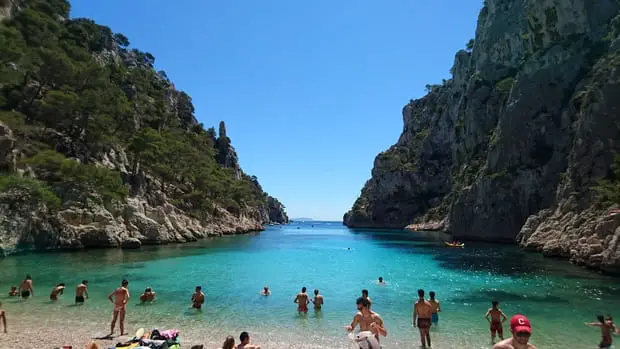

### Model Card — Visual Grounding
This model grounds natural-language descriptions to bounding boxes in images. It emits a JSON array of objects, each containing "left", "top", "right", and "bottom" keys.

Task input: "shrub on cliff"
[{"left": 0, "top": 175, "right": 60, "bottom": 210}]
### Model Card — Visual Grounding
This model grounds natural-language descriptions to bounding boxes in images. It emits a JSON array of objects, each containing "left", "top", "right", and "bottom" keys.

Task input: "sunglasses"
[{"left": 515, "top": 331, "right": 531, "bottom": 337}]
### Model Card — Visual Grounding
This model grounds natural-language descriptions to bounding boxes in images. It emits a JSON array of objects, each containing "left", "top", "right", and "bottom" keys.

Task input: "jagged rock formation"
[
  {"left": 0, "top": 0, "right": 287, "bottom": 255},
  {"left": 345, "top": 0, "right": 620, "bottom": 273}
]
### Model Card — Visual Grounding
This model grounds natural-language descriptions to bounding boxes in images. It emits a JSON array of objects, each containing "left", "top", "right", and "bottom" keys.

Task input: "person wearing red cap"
[{"left": 492, "top": 314, "right": 536, "bottom": 349}]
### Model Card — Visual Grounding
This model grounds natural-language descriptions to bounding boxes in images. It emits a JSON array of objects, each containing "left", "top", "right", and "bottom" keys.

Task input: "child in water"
[
  {"left": 485, "top": 300, "right": 507, "bottom": 342},
  {"left": 585, "top": 314, "right": 619, "bottom": 349},
  {"left": 8, "top": 286, "right": 17, "bottom": 297}
]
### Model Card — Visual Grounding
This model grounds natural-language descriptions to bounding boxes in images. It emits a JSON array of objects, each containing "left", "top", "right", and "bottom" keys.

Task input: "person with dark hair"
[
  {"left": 140, "top": 287, "right": 156, "bottom": 303},
  {"left": 377, "top": 277, "right": 386, "bottom": 285},
  {"left": 413, "top": 289, "right": 433, "bottom": 347},
  {"left": 237, "top": 331, "right": 261, "bottom": 349},
  {"left": 345, "top": 296, "right": 387, "bottom": 346},
  {"left": 485, "top": 300, "right": 508, "bottom": 342},
  {"left": 294, "top": 287, "right": 310, "bottom": 313},
  {"left": 0, "top": 302, "right": 6, "bottom": 333},
  {"left": 493, "top": 314, "right": 536, "bottom": 349},
  {"left": 221, "top": 335, "right": 235, "bottom": 349},
  {"left": 311, "top": 289, "right": 324, "bottom": 311},
  {"left": 428, "top": 291, "right": 441, "bottom": 325},
  {"left": 75, "top": 280, "right": 88, "bottom": 304},
  {"left": 49, "top": 283, "right": 65, "bottom": 301},
  {"left": 19, "top": 275, "right": 33, "bottom": 299},
  {"left": 585, "top": 314, "right": 618, "bottom": 349},
  {"left": 192, "top": 286, "right": 205, "bottom": 310},
  {"left": 108, "top": 279, "right": 130, "bottom": 336},
  {"left": 361, "top": 289, "right": 372, "bottom": 307}
]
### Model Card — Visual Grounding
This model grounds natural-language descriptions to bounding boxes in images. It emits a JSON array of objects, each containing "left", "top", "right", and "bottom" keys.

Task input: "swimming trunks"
[
  {"left": 599, "top": 341, "right": 612, "bottom": 349},
  {"left": 192, "top": 302, "right": 202, "bottom": 309},
  {"left": 490, "top": 321, "right": 503, "bottom": 336},
  {"left": 417, "top": 318, "right": 431, "bottom": 329},
  {"left": 20, "top": 290, "right": 30, "bottom": 298},
  {"left": 114, "top": 303, "right": 126, "bottom": 312},
  {"left": 50, "top": 294, "right": 58, "bottom": 301},
  {"left": 298, "top": 304, "right": 308, "bottom": 313},
  {"left": 431, "top": 313, "right": 439, "bottom": 324},
  {"left": 75, "top": 296, "right": 85, "bottom": 304}
]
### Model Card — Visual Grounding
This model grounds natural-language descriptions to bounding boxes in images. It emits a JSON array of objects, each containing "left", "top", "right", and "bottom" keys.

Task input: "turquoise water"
[{"left": 1, "top": 221, "right": 619, "bottom": 348}]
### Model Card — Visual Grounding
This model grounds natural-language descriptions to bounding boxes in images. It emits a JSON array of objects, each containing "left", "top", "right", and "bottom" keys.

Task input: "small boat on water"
[{"left": 444, "top": 241, "right": 465, "bottom": 248}]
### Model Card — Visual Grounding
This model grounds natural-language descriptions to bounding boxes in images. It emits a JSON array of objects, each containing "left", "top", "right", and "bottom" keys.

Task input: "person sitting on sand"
[
  {"left": 294, "top": 287, "right": 310, "bottom": 313},
  {"left": 192, "top": 286, "right": 205, "bottom": 310},
  {"left": 311, "top": 289, "right": 324, "bottom": 310},
  {"left": 108, "top": 279, "right": 130, "bottom": 336},
  {"left": 140, "top": 287, "right": 156, "bottom": 303},
  {"left": 492, "top": 314, "right": 536, "bottom": 349},
  {"left": 345, "top": 297, "right": 387, "bottom": 346},
  {"left": 0, "top": 302, "right": 6, "bottom": 333},
  {"left": 19, "top": 274, "right": 33, "bottom": 299},
  {"left": 237, "top": 331, "right": 261, "bottom": 349},
  {"left": 222, "top": 335, "right": 235, "bottom": 349},
  {"left": 76, "top": 280, "right": 89, "bottom": 304},
  {"left": 486, "top": 300, "right": 508, "bottom": 342},
  {"left": 50, "top": 283, "right": 65, "bottom": 301},
  {"left": 8, "top": 286, "right": 17, "bottom": 297},
  {"left": 260, "top": 286, "right": 271, "bottom": 296},
  {"left": 585, "top": 314, "right": 619, "bottom": 349}
]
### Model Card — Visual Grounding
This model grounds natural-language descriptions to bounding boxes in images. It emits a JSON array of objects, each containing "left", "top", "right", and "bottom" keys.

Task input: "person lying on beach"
[
  {"left": 0, "top": 302, "right": 6, "bottom": 333},
  {"left": 221, "top": 335, "right": 235, "bottom": 349},
  {"left": 140, "top": 287, "right": 156, "bottom": 303},
  {"left": 50, "top": 283, "right": 65, "bottom": 301},
  {"left": 260, "top": 286, "right": 271, "bottom": 296},
  {"left": 311, "top": 289, "right": 324, "bottom": 310},
  {"left": 108, "top": 279, "right": 130, "bottom": 336},
  {"left": 492, "top": 314, "right": 536, "bottom": 349},
  {"left": 8, "top": 286, "right": 17, "bottom": 297},
  {"left": 585, "top": 314, "right": 618, "bottom": 349},
  {"left": 76, "top": 280, "right": 89, "bottom": 304},
  {"left": 345, "top": 297, "right": 387, "bottom": 345},
  {"left": 294, "top": 287, "right": 310, "bottom": 313},
  {"left": 486, "top": 300, "right": 508, "bottom": 342},
  {"left": 192, "top": 286, "right": 205, "bottom": 310},
  {"left": 237, "top": 331, "right": 261, "bottom": 349},
  {"left": 19, "top": 274, "right": 33, "bottom": 299}
]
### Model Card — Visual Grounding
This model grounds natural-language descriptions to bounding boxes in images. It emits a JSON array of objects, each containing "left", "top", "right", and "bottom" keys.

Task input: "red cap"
[{"left": 510, "top": 314, "right": 532, "bottom": 333}]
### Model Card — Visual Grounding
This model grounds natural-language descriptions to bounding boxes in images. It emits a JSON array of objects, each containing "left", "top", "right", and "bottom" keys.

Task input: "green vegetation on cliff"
[{"left": 0, "top": 0, "right": 275, "bottom": 218}]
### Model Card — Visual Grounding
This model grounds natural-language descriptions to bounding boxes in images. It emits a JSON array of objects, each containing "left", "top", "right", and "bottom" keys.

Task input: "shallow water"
[{"left": 1, "top": 221, "right": 619, "bottom": 348}]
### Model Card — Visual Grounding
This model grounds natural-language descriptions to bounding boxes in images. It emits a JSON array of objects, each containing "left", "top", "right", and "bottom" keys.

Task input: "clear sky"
[{"left": 69, "top": 1, "right": 481, "bottom": 221}]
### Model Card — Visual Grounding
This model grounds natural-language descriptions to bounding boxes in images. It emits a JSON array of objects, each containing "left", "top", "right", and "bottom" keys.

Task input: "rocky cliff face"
[
  {"left": 267, "top": 196, "right": 289, "bottom": 224},
  {"left": 345, "top": 0, "right": 620, "bottom": 273}
]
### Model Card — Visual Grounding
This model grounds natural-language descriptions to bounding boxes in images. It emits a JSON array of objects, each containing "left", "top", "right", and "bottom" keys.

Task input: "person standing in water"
[
  {"left": 0, "top": 302, "right": 6, "bottom": 333},
  {"left": 192, "top": 286, "right": 205, "bottom": 310},
  {"left": 428, "top": 291, "right": 441, "bottom": 326},
  {"left": 75, "top": 280, "right": 89, "bottom": 304},
  {"left": 345, "top": 297, "right": 387, "bottom": 346},
  {"left": 294, "top": 287, "right": 310, "bottom": 313},
  {"left": 377, "top": 277, "right": 386, "bottom": 285},
  {"left": 413, "top": 289, "right": 433, "bottom": 348},
  {"left": 19, "top": 275, "right": 33, "bottom": 299},
  {"left": 492, "top": 314, "right": 536, "bottom": 349},
  {"left": 139, "top": 287, "right": 156, "bottom": 303},
  {"left": 260, "top": 286, "right": 271, "bottom": 296},
  {"left": 485, "top": 300, "right": 508, "bottom": 342},
  {"left": 311, "top": 289, "right": 324, "bottom": 310},
  {"left": 108, "top": 279, "right": 130, "bottom": 336},
  {"left": 49, "top": 283, "right": 65, "bottom": 301},
  {"left": 585, "top": 314, "right": 618, "bottom": 349},
  {"left": 362, "top": 289, "right": 372, "bottom": 307}
]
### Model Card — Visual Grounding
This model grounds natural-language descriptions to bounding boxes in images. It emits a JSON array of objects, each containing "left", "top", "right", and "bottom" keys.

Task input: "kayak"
[{"left": 444, "top": 241, "right": 465, "bottom": 248}]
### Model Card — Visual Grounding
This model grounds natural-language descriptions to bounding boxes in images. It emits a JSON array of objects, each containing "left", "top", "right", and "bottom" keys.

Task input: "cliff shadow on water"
[{"left": 344, "top": 0, "right": 620, "bottom": 274}]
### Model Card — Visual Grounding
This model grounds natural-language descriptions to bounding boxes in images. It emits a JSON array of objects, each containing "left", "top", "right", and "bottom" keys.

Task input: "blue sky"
[{"left": 70, "top": 1, "right": 481, "bottom": 221}]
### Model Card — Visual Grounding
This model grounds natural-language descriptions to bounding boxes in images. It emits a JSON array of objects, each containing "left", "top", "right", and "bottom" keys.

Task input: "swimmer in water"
[
  {"left": 260, "top": 286, "right": 271, "bottom": 296},
  {"left": 311, "top": 289, "right": 324, "bottom": 310},
  {"left": 585, "top": 314, "right": 619, "bottom": 349},
  {"left": 49, "top": 283, "right": 65, "bottom": 301},
  {"left": 377, "top": 277, "right": 386, "bottom": 285},
  {"left": 294, "top": 287, "right": 310, "bottom": 313},
  {"left": 139, "top": 287, "right": 156, "bottom": 303},
  {"left": 486, "top": 300, "right": 508, "bottom": 342},
  {"left": 192, "top": 286, "right": 205, "bottom": 310},
  {"left": 8, "top": 286, "right": 17, "bottom": 297}
]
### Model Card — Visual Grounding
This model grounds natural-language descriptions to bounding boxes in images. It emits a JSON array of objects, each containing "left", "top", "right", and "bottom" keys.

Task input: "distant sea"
[{"left": 0, "top": 221, "right": 618, "bottom": 348}]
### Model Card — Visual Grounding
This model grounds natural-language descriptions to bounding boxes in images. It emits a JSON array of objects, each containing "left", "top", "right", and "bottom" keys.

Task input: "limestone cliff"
[
  {"left": 0, "top": 0, "right": 287, "bottom": 255},
  {"left": 345, "top": 0, "right": 620, "bottom": 273}
]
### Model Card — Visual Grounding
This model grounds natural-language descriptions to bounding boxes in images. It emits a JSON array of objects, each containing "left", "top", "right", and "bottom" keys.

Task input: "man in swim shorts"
[
  {"left": 294, "top": 287, "right": 310, "bottom": 313},
  {"left": 345, "top": 297, "right": 387, "bottom": 347},
  {"left": 486, "top": 300, "right": 508, "bottom": 342},
  {"left": 413, "top": 289, "right": 433, "bottom": 348},
  {"left": 428, "top": 291, "right": 441, "bottom": 326},
  {"left": 75, "top": 280, "right": 89, "bottom": 304},
  {"left": 192, "top": 286, "right": 205, "bottom": 310},
  {"left": 0, "top": 302, "right": 6, "bottom": 333},
  {"left": 362, "top": 289, "right": 372, "bottom": 308},
  {"left": 108, "top": 279, "right": 130, "bottom": 336},
  {"left": 237, "top": 331, "right": 261, "bottom": 349},
  {"left": 49, "top": 283, "right": 65, "bottom": 301},
  {"left": 492, "top": 314, "right": 537, "bottom": 349},
  {"left": 585, "top": 314, "right": 619, "bottom": 348},
  {"left": 19, "top": 275, "right": 33, "bottom": 299},
  {"left": 312, "top": 289, "right": 324, "bottom": 310}
]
